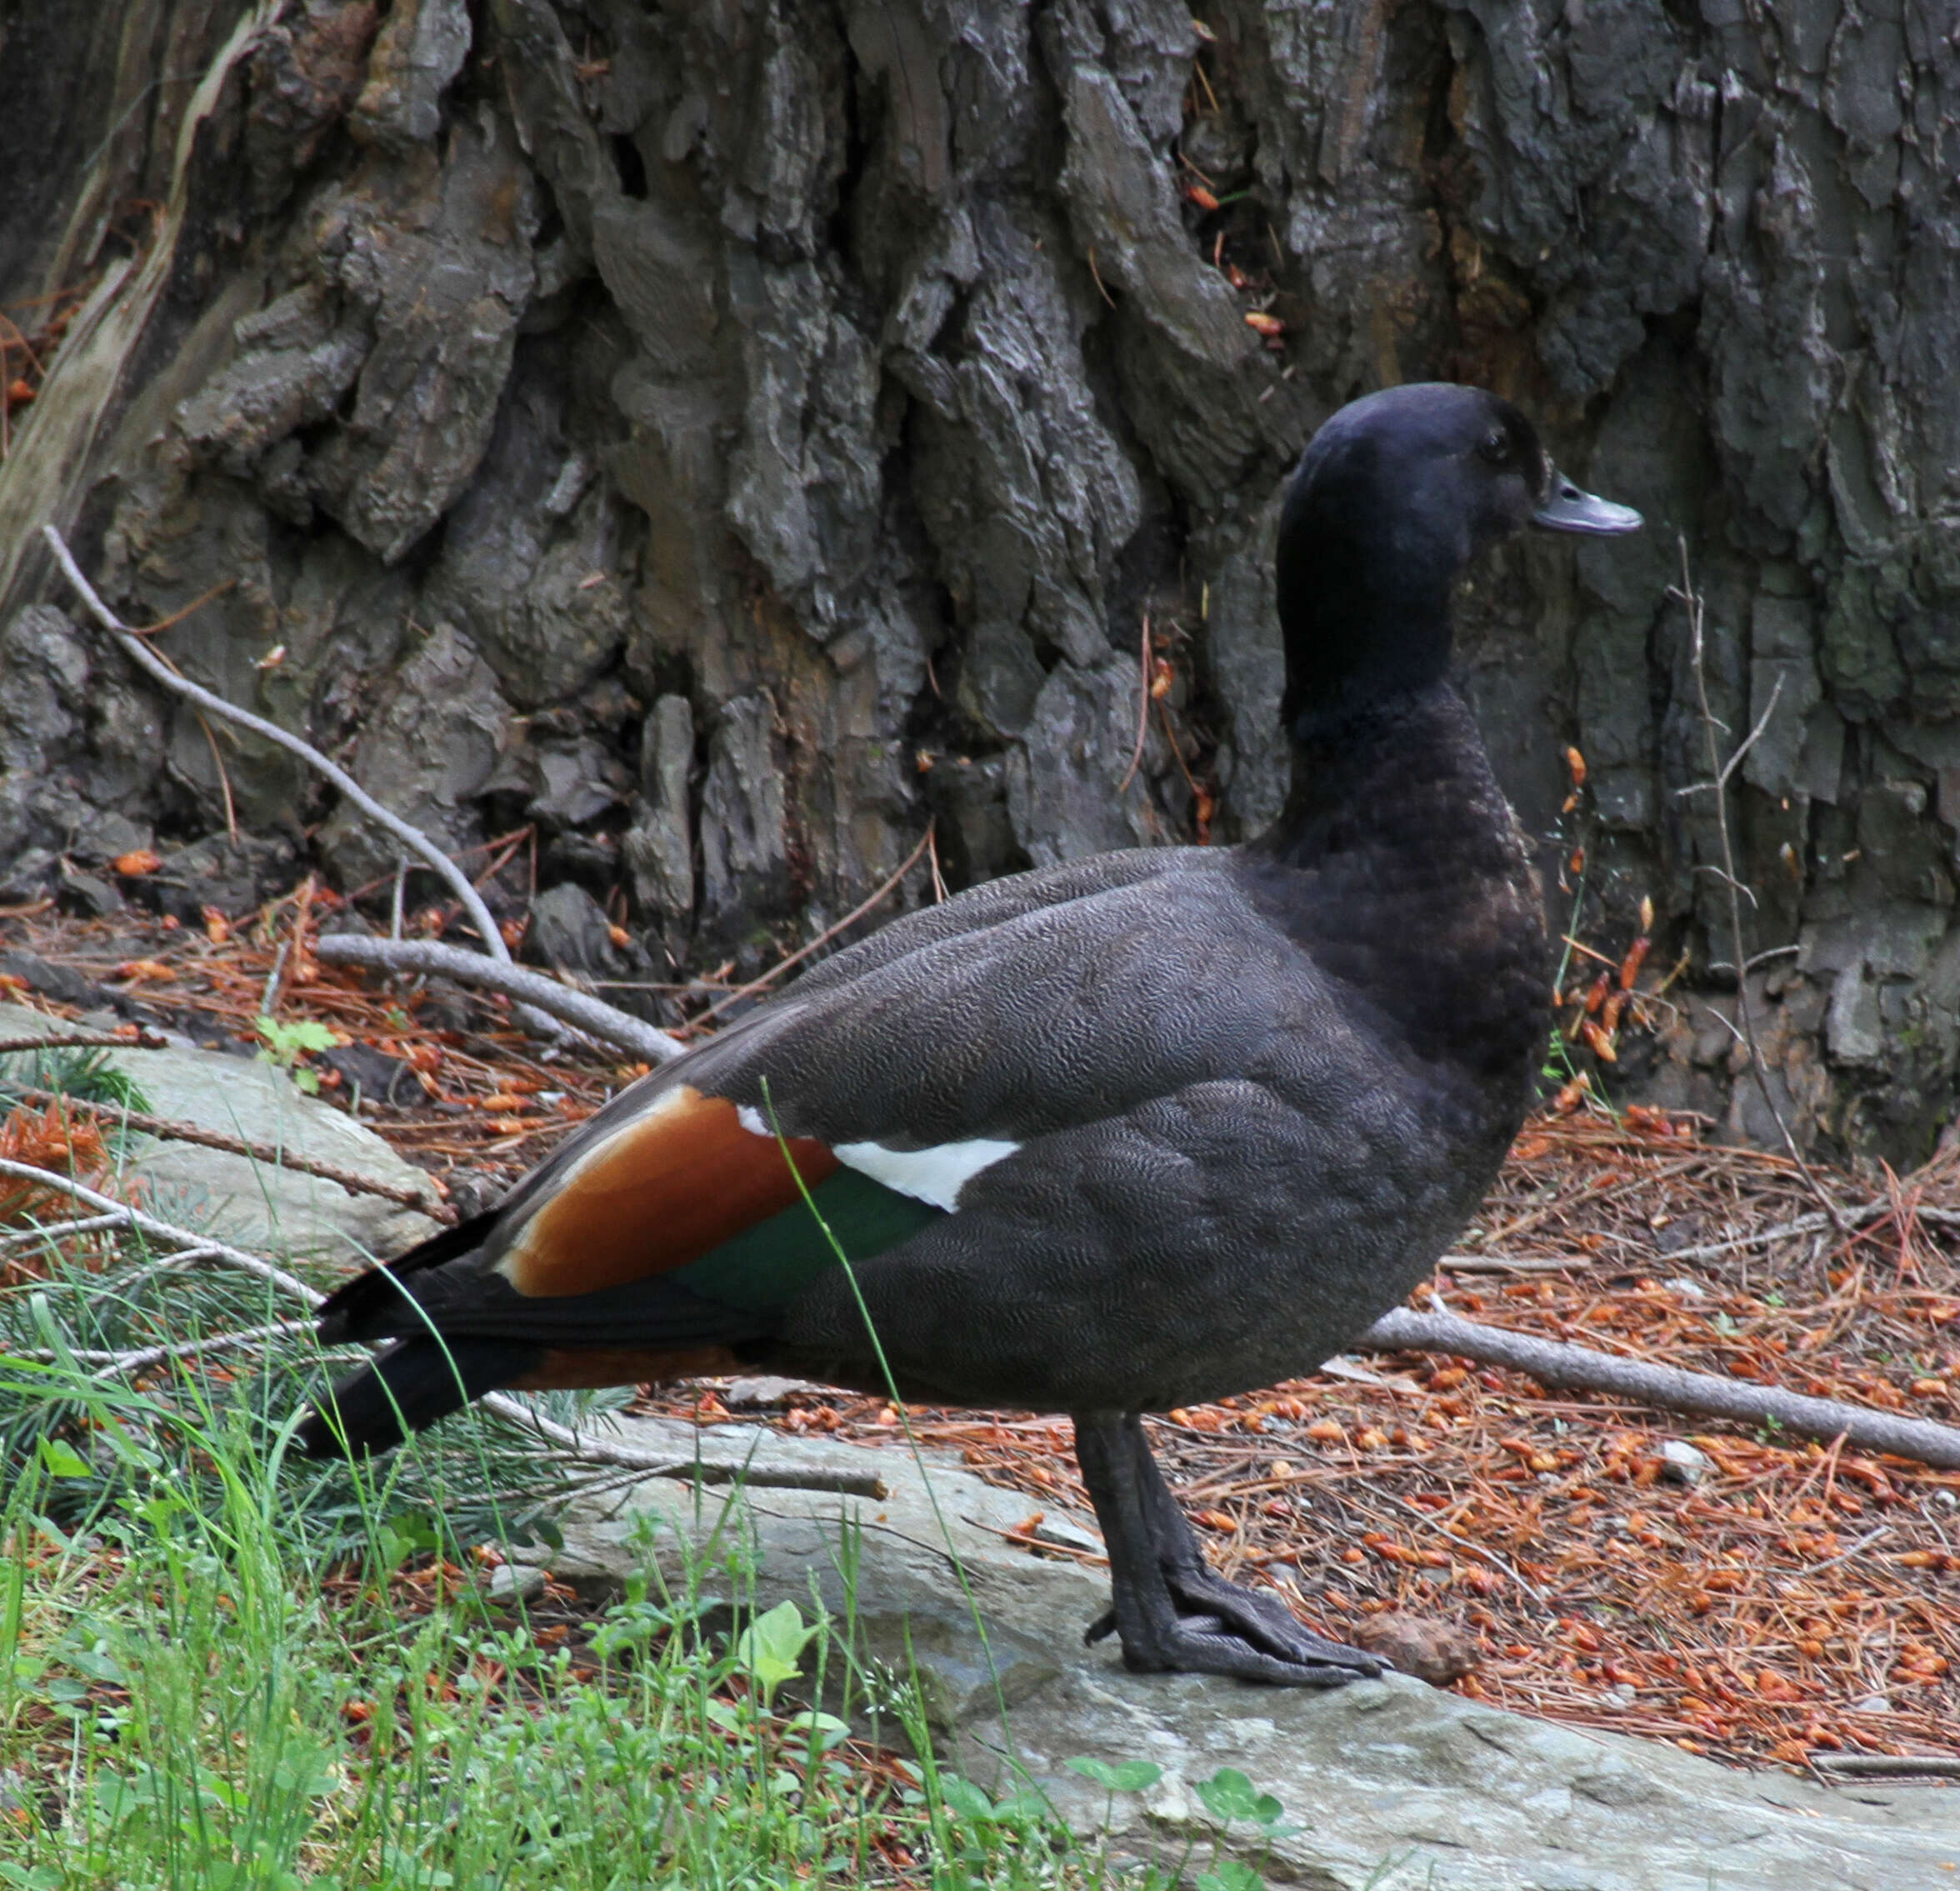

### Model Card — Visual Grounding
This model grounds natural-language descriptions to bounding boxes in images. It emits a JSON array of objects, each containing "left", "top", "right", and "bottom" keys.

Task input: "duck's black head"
[{"left": 1275, "top": 383, "right": 1639, "bottom": 735}]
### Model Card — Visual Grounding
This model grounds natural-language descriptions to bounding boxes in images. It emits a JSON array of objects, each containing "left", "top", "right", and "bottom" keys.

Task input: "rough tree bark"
[{"left": 0, "top": 0, "right": 1955, "bottom": 1162}]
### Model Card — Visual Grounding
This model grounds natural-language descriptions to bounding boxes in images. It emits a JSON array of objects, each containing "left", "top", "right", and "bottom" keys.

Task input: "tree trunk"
[{"left": 1, "top": 0, "right": 1954, "bottom": 1162}]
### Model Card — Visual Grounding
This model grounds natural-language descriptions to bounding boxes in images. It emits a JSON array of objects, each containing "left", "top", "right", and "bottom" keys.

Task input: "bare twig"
[
  {"left": 195, "top": 708, "right": 240, "bottom": 843},
  {"left": 4, "top": 1019, "right": 443, "bottom": 1212},
  {"left": 1435, "top": 1253, "right": 1588, "bottom": 1274},
  {"left": 1117, "top": 613, "right": 1152, "bottom": 794},
  {"left": 1798, "top": 1523, "right": 1889, "bottom": 1578},
  {"left": 5, "top": 1085, "right": 442, "bottom": 1213},
  {"left": 91, "top": 1318, "right": 315, "bottom": 1381},
  {"left": 103, "top": 1244, "right": 231, "bottom": 1285},
  {"left": 1672, "top": 538, "right": 1848, "bottom": 1231},
  {"left": 0, "top": 1032, "right": 168, "bottom": 1056},
  {"left": 324, "top": 829, "right": 934, "bottom": 1059},
  {"left": 1362, "top": 1305, "right": 1960, "bottom": 1468},
  {"left": 1811, "top": 1753, "right": 1960, "bottom": 1781},
  {"left": 927, "top": 825, "right": 948, "bottom": 904},
  {"left": 0, "top": 1213, "right": 129, "bottom": 1251},
  {"left": 1085, "top": 247, "right": 1117, "bottom": 308},
  {"left": 121, "top": 577, "right": 238, "bottom": 639},
  {"left": 1636, "top": 1198, "right": 1960, "bottom": 1267},
  {"left": 312, "top": 934, "right": 682, "bottom": 1063},
  {"left": 39, "top": 526, "right": 512, "bottom": 966},
  {"left": 1367, "top": 1484, "right": 1552, "bottom": 1608},
  {"left": 0, "top": 1158, "right": 318, "bottom": 1303},
  {"left": 1674, "top": 668, "right": 1784, "bottom": 798},
  {"left": 260, "top": 938, "right": 290, "bottom": 1018},
  {"left": 692, "top": 825, "right": 935, "bottom": 1025}
]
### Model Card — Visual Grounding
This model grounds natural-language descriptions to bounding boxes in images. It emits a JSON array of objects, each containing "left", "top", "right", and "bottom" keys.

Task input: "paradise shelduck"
[{"left": 298, "top": 383, "right": 1642, "bottom": 1686}]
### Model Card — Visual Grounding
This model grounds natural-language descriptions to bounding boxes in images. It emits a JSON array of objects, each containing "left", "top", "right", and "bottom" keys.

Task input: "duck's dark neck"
[
  {"left": 1264, "top": 684, "right": 1482, "bottom": 867},
  {"left": 1274, "top": 504, "right": 1456, "bottom": 733},
  {"left": 1243, "top": 684, "right": 1549, "bottom": 1089}
]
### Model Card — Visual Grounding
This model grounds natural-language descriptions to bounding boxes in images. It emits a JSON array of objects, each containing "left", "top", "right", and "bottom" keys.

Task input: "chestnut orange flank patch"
[{"left": 498, "top": 1085, "right": 838, "bottom": 1298}]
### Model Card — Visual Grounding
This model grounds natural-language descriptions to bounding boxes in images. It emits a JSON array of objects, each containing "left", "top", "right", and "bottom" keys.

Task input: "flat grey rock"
[
  {"left": 0, "top": 1003, "right": 440, "bottom": 1264},
  {"left": 540, "top": 1412, "right": 1960, "bottom": 1891}
]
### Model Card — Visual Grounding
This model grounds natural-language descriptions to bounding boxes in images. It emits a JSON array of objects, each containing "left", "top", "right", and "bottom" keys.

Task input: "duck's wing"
[{"left": 298, "top": 852, "right": 1360, "bottom": 1450}]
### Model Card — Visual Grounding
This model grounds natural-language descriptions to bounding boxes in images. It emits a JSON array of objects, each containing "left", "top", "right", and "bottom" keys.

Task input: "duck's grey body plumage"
[
  {"left": 767, "top": 697, "right": 1546, "bottom": 1414},
  {"left": 300, "top": 382, "right": 1640, "bottom": 1687}
]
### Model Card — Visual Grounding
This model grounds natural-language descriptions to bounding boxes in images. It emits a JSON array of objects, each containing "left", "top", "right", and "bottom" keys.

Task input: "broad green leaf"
[
  {"left": 0, "top": 1863, "right": 63, "bottom": 1888},
  {"left": 783, "top": 1708, "right": 850, "bottom": 1740},
  {"left": 936, "top": 1775, "right": 997, "bottom": 1824},
  {"left": 990, "top": 1790, "right": 1052, "bottom": 1826},
  {"left": 36, "top": 1437, "right": 92, "bottom": 1479},
  {"left": 258, "top": 1018, "right": 337, "bottom": 1054},
  {"left": 730, "top": 1598, "right": 815, "bottom": 1696}
]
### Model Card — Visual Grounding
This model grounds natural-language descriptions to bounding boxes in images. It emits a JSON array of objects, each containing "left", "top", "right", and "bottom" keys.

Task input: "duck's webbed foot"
[{"left": 1072, "top": 1410, "right": 1387, "bottom": 1688}]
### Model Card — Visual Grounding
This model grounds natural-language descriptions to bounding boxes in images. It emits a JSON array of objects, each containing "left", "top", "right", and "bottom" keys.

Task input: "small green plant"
[
  {"left": 730, "top": 1595, "right": 822, "bottom": 1703},
  {"left": 253, "top": 1016, "right": 338, "bottom": 1093},
  {"left": 1067, "top": 1755, "right": 1163, "bottom": 1809},
  {"left": 1066, "top": 1756, "right": 1168, "bottom": 1878},
  {"left": 1196, "top": 1763, "right": 1295, "bottom": 1836},
  {"left": 1189, "top": 1764, "right": 1305, "bottom": 1891}
]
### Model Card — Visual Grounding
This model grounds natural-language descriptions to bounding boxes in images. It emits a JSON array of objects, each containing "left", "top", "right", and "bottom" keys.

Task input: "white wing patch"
[
  {"left": 732, "top": 1101, "right": 1018, "bottom": 1211},
  {"left": 832, "top": 1137, "right": 1020, "bottom": 1212}
]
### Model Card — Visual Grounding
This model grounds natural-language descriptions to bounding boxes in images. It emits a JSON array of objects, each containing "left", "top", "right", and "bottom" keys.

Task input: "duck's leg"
[{"left": 1072, "top": 1411, "right": 1385, "bottom": 1687}]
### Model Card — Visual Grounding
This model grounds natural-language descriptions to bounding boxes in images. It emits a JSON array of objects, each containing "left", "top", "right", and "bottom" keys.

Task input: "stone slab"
[
  {"left": 0, "top": 1002, "right": 440, "bottom": 1265},
  {"left": 538, "top": 1413, "right": 1960, "bottom": 1891}
]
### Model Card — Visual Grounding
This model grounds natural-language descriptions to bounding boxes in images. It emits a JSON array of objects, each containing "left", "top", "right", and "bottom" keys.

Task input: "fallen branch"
[
  {"left": 8, "top": 1085, "right": 445, "bottom": 1215},
  {"left": 40, "top": 526, "right": 512, "bottom": 967},
  {"left": 313, "top": 934, "right": 682, "bottom": 1063},
  {"left": 1362, "top": 1305, "right": 1960, "bottom": 1469},
  {"left": 1811, "top": 1753, "right": 1960, "bottom": 1782}
]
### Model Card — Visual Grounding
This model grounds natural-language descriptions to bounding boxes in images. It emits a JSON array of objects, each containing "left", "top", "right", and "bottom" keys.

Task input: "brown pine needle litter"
[{"left": 3, "top": 906, "right": 1957, "bottom": 1774}]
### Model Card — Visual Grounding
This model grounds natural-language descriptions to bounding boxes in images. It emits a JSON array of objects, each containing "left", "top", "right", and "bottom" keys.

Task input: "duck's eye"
[{"left": 1478, "top": 428, "right": 1511, "bottom": 465}]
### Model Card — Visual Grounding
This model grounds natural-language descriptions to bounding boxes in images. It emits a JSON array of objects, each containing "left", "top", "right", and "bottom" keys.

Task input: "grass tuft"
[{"left": 0, "top": 1208, "right": 1205, "bottom": 1888}]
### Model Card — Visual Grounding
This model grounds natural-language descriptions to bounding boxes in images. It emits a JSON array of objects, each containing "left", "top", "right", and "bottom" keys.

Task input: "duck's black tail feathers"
[{"left": 295, "top": 1336, "right": 542, "bottom": 1459}]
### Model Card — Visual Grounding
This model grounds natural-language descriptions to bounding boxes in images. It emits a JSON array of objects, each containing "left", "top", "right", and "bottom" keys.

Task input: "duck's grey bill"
[{"left": 1533, "top": 468, "right": 1643, "bottom": 536}]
